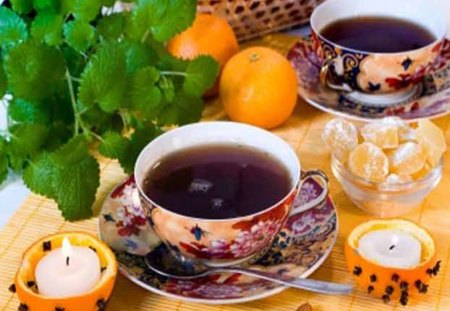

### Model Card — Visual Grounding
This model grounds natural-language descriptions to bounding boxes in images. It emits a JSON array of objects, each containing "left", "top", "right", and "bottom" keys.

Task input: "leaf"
[
  {"left": 158, "top": 91, "right": 202, "bottom": 126},
  {"left": 32, "top": 0, "right": 60, "bottom": 13},
  {"left": 119, "top": 123, "right": 161, "bottom": 173},
  {"left": 124, "top": 41, "right": 158, "bottom": 73},
  {"left": 51, "top": 135, "right": 88, "bottom": 165},
  {"left": 79, "top": 105, "right": 122, "bottom": 134},
  {"left": 128, "top": 66, "right": 161, "bottom": 118},
  {"left": 151, "top": 0, "right": 196, "bottom": 42},
  {"left": 97, "top": 14, "right": 125, "bottom": 39},
  {"left": 101, "top": 0, "right": 117, "bottom": 6},
  {"left": 8, "top": 123, "right": 49, "bottom": 158},
  {"left": 183, "top": 56, "right": 220, "bottom": 97},
  {"left": 52, "top": 147, "right": 100, "bottom": 221},
  {"left": 64, "top": 20, "right": 96, "bottom": 52},
  {"left": 5, "top": 41, "right": 65, "bottom": 100},
  {"left": 8, "top": 98, "right": 52, "bottom": 124},
  {"left": 23, "top": 136, "right": 100, "bottom": 221},
  {"left": 99, "top": 131, "right": 129, "bottom": 159},
  {"left": 63, "top": 46, "right": 87, "bottom": 78},
  {"left": 42, "top": 122, "right": 72, "bottom": 151},
  {"left": 158, "top": 52, "right": 189, "bottom": 72},
  {"left": 131, "top": 0, "right": 196, "bottom": 42},
  {"left": 0, "top": 64, "right": 7, "bottom": 98},
  {"left": 31, "top": 12, "right": 64, "bottom": 46},
  {"left": 158, "top": 76, "right": 175, "bottom": 103},
  {"left": 72, "top": 0, "right": 102, "bottom": 22},
  {"left": 11, "top": 0, "right": 33, "bottom": 14},
  {"left": 0, "top": 7, "right": 28, "bottom": 47},
  {"left": 23, "top": 152, "right": 56, "bottom": 197},
  {"left": 78, "top": 40, "right": 126, "bottom": 112}
]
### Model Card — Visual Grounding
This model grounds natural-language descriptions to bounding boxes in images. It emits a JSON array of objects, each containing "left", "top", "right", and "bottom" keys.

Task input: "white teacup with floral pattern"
[
  {"left": 134, "top": 122, "right": 329, "bottom": 267},
  {"left": 311, "top": 0, "right": 447, "bottom": 99}
]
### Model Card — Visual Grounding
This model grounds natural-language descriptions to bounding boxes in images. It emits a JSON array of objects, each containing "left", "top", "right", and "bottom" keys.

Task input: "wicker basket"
[{"left": 197, "top": 0, "right": 325, "bottom": 42}]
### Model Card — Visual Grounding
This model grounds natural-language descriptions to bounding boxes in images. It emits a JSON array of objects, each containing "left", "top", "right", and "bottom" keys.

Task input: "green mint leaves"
[
  {"left": 0, "top": 0, "right": 219, "bottom": 221},
  {"left": 23, "top": 136, "right": 100, "bottom": 220},
  {"left": 132, "top": 0, "right": 197, "bottom": 42},
  {"left": 0, "top": 7, "right": 28, "bottom": 47},
  {"left": 5, "top": 41, "right": 65, "bottom": 100}
]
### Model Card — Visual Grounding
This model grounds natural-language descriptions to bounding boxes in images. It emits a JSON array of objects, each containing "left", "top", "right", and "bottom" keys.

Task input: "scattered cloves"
[
  {"left": 433, "top": 260, "right": 441, "bottom": 276},
  {"left": 400, "top": 292, "right": 409, "bottom": 306},
  {"left": 367, "top": 285, "right": 374, "bottom": 294},
  {"left": 353, "top": 266, "right": 362, "bottom": 276},
  {"left": 8, "top": 284, "right": 16, "bottom": 293},
  {"left": 415, "top": 280, "right": 428, "bottom": 294},
  {"left": 370, "top": 274, "right": 377, "bottom": 282},
  {"left": 400, "top": 281, "right": 409, "bottom": 290},
  {"left": 391, "top": 273, "right": 399, "bottom": 282},
  {"left": 18, "top": 303, "right": 28, "bottom": 311},
  {"left": 385, "top": 285, "right": 394, "bottom": 295},
  {"left": 97, "top": 298, "right": 106, "bottom": 311},
  {"left": 43, "top": 241, "right": 52, "bottom": 251}
]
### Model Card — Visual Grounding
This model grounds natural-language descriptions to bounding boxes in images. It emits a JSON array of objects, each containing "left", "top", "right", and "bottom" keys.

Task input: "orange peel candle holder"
[
  {"left": 345, "top": 219, "right": 441, "bottom": 306},
  {"left": 12, "top": 232, "right": 117, "bottom": 311}
]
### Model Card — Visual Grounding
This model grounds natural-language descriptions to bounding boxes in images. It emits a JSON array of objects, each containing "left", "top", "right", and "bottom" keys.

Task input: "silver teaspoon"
[{"left": 145, "top": 244, "right": 352, "bottom": 295}]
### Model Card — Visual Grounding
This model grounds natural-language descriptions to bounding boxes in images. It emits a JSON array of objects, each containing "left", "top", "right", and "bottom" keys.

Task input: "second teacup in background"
[{"left": 311, "top": 0, "right": 447, "bottom": 98}]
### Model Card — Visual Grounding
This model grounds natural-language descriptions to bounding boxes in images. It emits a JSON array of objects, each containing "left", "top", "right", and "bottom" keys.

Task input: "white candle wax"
[
  {"left": 35, "top": 238, "right": 101, "bottom": 297},
  {"left": 358, "top": 229, "right": 421, "bottom": 268}
]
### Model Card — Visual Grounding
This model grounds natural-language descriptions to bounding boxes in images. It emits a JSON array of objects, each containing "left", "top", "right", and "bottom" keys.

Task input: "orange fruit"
[
  {"left": 220, "top": 47, "right": 298, "bottom": 129},
  {"left": 14, "top": 232, "right": 117, "bottom": 311},
  {"left": 345, "top": 220, "right": 440, "bottom": 305},
  {"left": 167, "top": 13, "right": 239, "bottom": 96}
]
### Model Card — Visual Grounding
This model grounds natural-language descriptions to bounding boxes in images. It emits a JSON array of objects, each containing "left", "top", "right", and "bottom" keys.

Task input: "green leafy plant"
[{"left": 0, "top": 0, "right": 219, "bottom": 221}]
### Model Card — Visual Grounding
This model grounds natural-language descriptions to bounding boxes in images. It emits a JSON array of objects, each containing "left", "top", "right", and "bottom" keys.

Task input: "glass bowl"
[{"left": 331, "top": 156, "right": 443, "bottom": 217}]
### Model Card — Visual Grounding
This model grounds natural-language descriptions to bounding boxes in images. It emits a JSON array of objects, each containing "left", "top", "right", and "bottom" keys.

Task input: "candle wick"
[
  {"left": 389, "top": 245, "right": 396, "bottom": 251},
  {"left": 66, "top": 256, "right": 70, "bottom": 266}
]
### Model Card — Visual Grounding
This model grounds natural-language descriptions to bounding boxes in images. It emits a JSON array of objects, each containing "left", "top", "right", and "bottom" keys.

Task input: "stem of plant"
[
  {"left": 160, "top": 71, "right": 187, "bottom": 77},
  {"left": 65, "top": 70, "right": 80, "bottom": 134},
  {"left": 141, "top": 29, "right": 150, "bottom": 44},
  {"left": 66, "top": 69, "right": 99, "bottom": 141},
  {"left": 119, "top": 111, "right": 129, "bottom": 132}
]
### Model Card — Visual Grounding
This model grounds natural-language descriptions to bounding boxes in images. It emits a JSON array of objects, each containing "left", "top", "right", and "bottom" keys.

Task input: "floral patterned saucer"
[
  {"left": 287, "top": 36, "right": 450, "bottom": 122},
  {"left": 99, "top": 175, "right": 338, "bottom": 304}
]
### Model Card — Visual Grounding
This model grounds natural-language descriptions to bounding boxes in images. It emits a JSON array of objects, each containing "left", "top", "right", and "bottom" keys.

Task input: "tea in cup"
[
  {"left": 134, "top": 122, "right": 329, "bottom": 267},
  {"left": 311, "top": 0, "right": 447, "bottom": 102}
]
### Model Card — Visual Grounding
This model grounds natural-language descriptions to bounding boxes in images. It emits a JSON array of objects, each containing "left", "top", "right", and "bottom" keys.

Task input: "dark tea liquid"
[
  {"left": 320, "top": 16, "right": 436, "bottom": 53},
  {"left": 143, "top": 144, "right": 292, "bottom": 219}
]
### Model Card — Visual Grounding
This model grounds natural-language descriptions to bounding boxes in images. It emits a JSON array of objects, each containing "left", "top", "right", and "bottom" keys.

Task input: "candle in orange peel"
[
  {"left": 12, "top": 232, "right": 117, "bottom": 311},
  {"left": 345, "top": 219, "right": 440, "bottom": 306}
]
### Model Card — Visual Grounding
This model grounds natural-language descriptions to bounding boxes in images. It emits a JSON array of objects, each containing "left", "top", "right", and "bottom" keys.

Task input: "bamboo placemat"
[{"left": 1, "top": 34, "right": 450, "bottom": 311}]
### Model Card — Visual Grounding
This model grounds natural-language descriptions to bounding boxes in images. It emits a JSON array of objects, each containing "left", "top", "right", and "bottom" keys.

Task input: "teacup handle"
[
  {"left": 289, "top": 170, "right": 329, "bottom": 216},
  {"left": 320, "top": 56, "right": 353, "bottom": 92}
]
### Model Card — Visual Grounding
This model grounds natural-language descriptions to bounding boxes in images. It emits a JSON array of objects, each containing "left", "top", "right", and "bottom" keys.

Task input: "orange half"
[
  {"left": 14, "top": 232, "right": 117, "bottom": 311},
  {"left": 345, "top": 219, "right": 440, "bottom": 305}
]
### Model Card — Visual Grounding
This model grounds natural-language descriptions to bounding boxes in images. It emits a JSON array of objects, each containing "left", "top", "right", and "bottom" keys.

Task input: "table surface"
[{"left": 1, "top": 32, "right": 450, "bottom": 311}]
